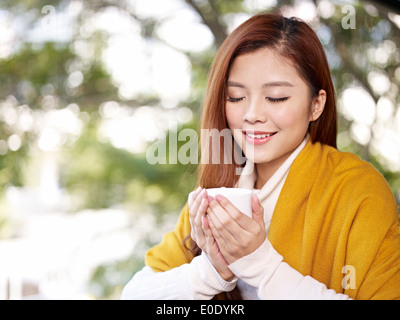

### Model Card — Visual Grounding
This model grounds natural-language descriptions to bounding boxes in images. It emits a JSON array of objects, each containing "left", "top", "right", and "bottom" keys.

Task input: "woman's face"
[{"left": 225, "top": 48, "right": 325, "bottom": 175}]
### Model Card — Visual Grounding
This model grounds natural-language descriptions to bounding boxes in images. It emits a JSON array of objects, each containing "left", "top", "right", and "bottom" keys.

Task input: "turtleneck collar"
[{"left": 236, "top": 135, "right": 309, "bottom": 223}]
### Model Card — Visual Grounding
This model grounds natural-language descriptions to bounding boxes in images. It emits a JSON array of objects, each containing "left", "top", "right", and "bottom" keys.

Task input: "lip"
[{"left": 243, "top": 130, "right": 277, "bottom": 145}]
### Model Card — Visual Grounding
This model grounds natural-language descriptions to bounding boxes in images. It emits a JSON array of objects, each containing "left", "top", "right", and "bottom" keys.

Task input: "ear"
[{"left": 309, "top": 89, "right": 326, "bottom": 122}]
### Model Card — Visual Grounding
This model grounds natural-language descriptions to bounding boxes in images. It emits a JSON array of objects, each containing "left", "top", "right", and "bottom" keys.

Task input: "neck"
[
  {"left": 254, "top": 161, "right": 281, "bottom": 189},
  {"left": 254, "top": 148, "right": 301, "bottom": 189},
  {"left": 251, "top": 136, "right": 310, "bottom": 190}
]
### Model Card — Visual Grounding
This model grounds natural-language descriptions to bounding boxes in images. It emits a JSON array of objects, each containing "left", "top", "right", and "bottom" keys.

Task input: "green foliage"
[
  {"left": 63, "top": 118, "right": 198, "bottom": 213},
  {"left": 0, "top": 43, "right": 71, "bottom": 106},
  {"left": 89, "top": 255, "right": 145, "bottom": 299}
]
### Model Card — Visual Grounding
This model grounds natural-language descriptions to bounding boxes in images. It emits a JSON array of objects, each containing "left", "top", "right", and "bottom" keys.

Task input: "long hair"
[{"left": 197, "top": 12, "right": 337, "bottom": 189}]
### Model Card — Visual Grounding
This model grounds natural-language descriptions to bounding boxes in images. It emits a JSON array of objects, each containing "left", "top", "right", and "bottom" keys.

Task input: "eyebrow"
[{"left": 227, "top": 80, "right": 294, "bottom": 88}]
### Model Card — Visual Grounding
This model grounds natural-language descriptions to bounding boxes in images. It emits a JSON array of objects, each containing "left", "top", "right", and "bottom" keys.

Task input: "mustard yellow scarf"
[{"left": 146, "top": 140, "right": 400, "bottom": 299}]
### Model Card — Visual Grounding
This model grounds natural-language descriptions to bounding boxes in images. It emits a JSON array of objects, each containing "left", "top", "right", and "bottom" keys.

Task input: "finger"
[
  {"left": 189, "top": 188, "right": 207, "bottom": 227},
  {"left": 202, "top": 215, "right": 214, "bottom": 244},
  {"left": 203, "top": 216, "right": 232, "bottom": 272},
  {"left": 251, "top": 195, "right": 264, "bottom": 224},
  {"left": 189, "top": 188, "right": 207, "bottom": 243},
  {"left": 206, "top": 213, "right": 234, "bottom": 263},
  {"left": 208, "top": 196, "right": 243, "bottom": 236},
  {"left": 208, "top": 197, "right": 258, "bottom": 256},
  {"left": 207, "top": 206, "right": 236, "bottom": 245},
  {"left": 203, "top": 215, "right": 220, "bottom": 258},
  {"left": 189, "top": 187, "right": 204, "bottom": 219},
  {"left": 214, "top": 195, "right": 251, "bottom": 227},
  {"left": 192, "top": 195, "right": 209, "bottom": 247},
  {"left": 195, "top": 195, "right": 208, "bottom": 227}
]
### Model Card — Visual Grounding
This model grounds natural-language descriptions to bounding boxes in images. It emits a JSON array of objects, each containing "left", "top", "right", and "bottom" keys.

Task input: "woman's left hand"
[{"left": 206, "top": 195, "right": 266, "bottom": 264}]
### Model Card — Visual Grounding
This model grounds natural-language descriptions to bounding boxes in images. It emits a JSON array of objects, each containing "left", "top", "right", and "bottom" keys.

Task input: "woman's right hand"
[{"left": 189, "top": 187, "right": 235, "bottom": 281}]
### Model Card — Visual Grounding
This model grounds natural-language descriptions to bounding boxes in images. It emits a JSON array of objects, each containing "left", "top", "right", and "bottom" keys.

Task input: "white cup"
[{"left": 188, "top": 187, "right": 253, "bottom": 217}]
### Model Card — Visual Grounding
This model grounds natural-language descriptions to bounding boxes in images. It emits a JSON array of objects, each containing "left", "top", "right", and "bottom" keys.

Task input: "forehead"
[{"left": 228, "top": 48, "right": 303, "bottom": 86}]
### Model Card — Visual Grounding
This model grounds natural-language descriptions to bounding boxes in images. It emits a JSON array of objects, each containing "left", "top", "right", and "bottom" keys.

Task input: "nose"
[{"left": 243, "top": 96, "right": 268, "bottom": 123}]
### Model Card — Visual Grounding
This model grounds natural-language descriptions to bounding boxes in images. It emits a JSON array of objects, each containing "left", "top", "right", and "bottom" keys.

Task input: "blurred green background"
[{"left": 0, "top": 0, "right": 399, "bottom": 299}]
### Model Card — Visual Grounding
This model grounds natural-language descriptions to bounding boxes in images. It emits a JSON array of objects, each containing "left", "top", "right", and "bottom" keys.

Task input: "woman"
[{"left": 121, "top": 12, "right": 400, "bottom": 300}]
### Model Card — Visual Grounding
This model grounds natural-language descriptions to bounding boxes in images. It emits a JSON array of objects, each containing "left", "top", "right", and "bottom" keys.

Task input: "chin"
[{"left": 243, "top": 151, "right": 274, "bottom": 164}]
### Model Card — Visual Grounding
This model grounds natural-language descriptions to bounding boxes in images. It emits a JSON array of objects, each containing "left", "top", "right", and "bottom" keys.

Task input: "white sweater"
[{"left": 121, "top": 137, "right": 351, "bottom": 300}]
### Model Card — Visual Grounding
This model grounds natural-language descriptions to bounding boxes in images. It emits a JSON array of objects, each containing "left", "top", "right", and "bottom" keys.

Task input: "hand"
[
  {"left": 188, "top": 187, "right": 234, "bottom": 281},
  {"left": 206, "top": 194, "right": 266, "bottom": 264}
]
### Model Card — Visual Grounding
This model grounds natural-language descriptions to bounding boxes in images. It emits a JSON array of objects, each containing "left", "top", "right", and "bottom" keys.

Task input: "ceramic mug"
[{"left": 188, "top": 187, "right": 253, "bottom": 217}]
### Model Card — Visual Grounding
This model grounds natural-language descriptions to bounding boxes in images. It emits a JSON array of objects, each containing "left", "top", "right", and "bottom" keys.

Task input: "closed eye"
[
  {"left": 227, "top": 96, "right": 245, "bottom": 103},
  {"left": 266, "top": 97, "right": 289, "bottom": 103}
]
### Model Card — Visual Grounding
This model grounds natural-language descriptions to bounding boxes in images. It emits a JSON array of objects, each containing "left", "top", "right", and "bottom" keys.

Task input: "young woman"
[{"left": 121, "top": 13, "right": 400, "bottom": 300}]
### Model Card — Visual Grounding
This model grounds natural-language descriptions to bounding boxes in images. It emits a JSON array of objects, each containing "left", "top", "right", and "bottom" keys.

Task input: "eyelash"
[
  {"left": 227, "top": 97, "right": 289, "bottom": 103},
  {"left": 227, "top": 97, "right": 245, "bottom": 103},
  {"left": 267, "top": 97, "right": 289, "bottom": 103}
]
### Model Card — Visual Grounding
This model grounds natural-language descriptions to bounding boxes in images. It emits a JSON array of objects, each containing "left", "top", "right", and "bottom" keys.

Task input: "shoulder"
[
  {"left": 303, "top": 141, "right": 387, "bottom": 186},
  {"left": 314, "top": 142, "right": 398, "bottom": 218},
  {"left": 321, "top": 143, "right": 390, "bottom": 191},
  {"left": 289, "top": 140, "right": 395, "bottom": 204},
  {"left": 295, "top": 141, "right": 397, "bottom": 212}
]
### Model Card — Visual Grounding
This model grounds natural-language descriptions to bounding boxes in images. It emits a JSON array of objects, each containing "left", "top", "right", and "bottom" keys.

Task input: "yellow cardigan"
[{"left": 145, "top": 140, "right": 400, "bottom": 300}]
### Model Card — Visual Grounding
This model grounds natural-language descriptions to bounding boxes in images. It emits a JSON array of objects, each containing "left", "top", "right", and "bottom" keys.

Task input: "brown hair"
[{"left": 197, "top": 12, "right": 337, "bottom": 189}]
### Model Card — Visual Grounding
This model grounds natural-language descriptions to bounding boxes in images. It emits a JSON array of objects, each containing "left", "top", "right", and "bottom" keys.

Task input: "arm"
[
  {"left": 207, "top": 185, "right": 400, "bottom": 300},
  {"left": 121, "top": 265, "right": 193, "bottom": 300},
  {"left": 207, "top": 195, "right": 352, "bottom": 299},
  {"left": 228, "top": 239, "right": 351, "bottom": 300},
  {"left": 121, "top": 253, "right": 237, "bottom": 300},
  {"left": 121, "top": 199, "right": 237, "bottom": 300}
]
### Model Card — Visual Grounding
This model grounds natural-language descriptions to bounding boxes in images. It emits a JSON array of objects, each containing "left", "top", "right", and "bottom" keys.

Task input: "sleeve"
[
  {"left": 121, "top": 254, "right": 237, "bottom": 300},
  {"left": 121, "top": 203, "right": 237, "bottom": 299},
  {"left": 228, "top": 239, "right": 351, "bottom": 300},
  {"left": 121, "top": 265, "right": 194, "bottom": 300}
]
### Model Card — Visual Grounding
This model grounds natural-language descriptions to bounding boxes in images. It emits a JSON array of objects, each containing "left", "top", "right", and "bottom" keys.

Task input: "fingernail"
[{"left": 215, "top": 195, "right": 223, "bottom": 202}]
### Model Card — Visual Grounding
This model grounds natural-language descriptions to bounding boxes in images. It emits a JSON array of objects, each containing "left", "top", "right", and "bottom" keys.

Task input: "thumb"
[{"left": 251, "top": 195, "right": 264, "bottom": 223}]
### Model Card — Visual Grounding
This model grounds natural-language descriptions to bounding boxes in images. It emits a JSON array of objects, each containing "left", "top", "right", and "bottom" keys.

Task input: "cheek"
[
  {"left": 272, "top": 106, "right": 311, "bottom": 129},
  {"left": 225, "top": 106, "right": 242, "bottom": 129}
]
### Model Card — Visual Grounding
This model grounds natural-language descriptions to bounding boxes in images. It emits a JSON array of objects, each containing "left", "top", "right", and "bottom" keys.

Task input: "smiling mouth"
[
  {"left": 245, "top": 132, "right": 277, "bottom": 139},
  {"left": 243, "top": 131, "right": 278, "bottom": 144}
]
